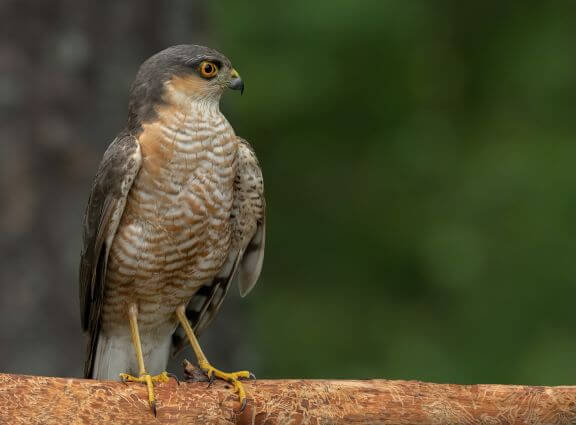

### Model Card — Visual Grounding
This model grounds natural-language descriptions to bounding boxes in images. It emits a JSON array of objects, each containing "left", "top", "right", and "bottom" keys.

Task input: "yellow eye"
[{"left": 199, "top": 61, "right": 218, "bottom": 78}]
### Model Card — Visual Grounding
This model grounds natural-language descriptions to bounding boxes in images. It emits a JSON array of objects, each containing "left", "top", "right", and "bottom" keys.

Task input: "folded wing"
[{"left": 79, "top": 132, "right": 142, "bottom": 377}]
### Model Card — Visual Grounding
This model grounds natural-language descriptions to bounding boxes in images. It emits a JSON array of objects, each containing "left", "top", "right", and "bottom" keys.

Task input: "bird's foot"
[
  {"left": 120, "top": 371, "right": 170, "bottom": 415},
  {"left": 184, "top": 359, "right": 255, "bottom": 411},
  {"left": 201, "top": 360, "right": 255, "bottom": 411}
]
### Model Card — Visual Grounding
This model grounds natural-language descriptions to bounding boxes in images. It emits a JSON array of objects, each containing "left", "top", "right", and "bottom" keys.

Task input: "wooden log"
[{"left": 1, "top": 373, "right": 576, "bottom": 424}]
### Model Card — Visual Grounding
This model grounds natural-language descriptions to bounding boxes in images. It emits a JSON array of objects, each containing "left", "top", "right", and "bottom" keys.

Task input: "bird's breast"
[
  {"left": 135, "top": 106, "right": 237, "bottom": 222},
  {"left": 103, "top": 106, "right": 238, "bottom": 330}
]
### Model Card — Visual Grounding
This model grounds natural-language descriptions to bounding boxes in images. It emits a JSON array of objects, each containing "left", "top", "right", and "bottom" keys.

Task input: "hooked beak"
[{"left": 228, "top": 68, "right": 244, "bottom": 94}]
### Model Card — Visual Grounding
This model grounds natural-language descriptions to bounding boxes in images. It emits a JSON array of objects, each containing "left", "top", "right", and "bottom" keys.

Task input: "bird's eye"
[{"left": 198, "top": 61, "right": 218, "bottom": 78}]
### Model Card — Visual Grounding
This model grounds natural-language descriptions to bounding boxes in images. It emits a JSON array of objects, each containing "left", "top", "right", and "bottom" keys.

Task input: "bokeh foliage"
[{"left": 211, "top": 1, "right": 576, "bottom": 384}]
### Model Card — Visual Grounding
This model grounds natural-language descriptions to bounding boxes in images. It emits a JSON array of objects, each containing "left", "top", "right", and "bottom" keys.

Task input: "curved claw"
[
  {"left": 120, "top": 372, "right": 167, "bottom": 416},
  {"left": 194, "top": 362, "right": 252, "bottom": 412},
  {"left": 237, "top": 397, "right": 248, "bottom": 413}
]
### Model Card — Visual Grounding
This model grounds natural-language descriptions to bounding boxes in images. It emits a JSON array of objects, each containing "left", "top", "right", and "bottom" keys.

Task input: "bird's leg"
[
  {"left": 119, "top": 303, "right": 170, "bottom": 416},
  {"left": 175, "top": 305, "right": 254, "bottom": 411}
]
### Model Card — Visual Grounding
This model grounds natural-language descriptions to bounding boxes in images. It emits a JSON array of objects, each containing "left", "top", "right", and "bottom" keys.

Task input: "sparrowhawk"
[{"left": 79, "top": 44, "right": 265, "bottom": 414}]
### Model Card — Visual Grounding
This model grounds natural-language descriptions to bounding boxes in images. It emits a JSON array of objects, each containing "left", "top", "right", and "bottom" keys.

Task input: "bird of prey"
[{"left": 79, "top": 44, "right": 265, "bottom": 414}]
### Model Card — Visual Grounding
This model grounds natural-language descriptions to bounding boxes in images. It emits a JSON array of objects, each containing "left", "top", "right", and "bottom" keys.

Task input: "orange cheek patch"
[{"left": 138, "top": 122, "right": 172, "bottom": 177}]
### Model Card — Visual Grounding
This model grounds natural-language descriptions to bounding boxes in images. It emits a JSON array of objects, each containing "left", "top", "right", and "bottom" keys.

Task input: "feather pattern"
[
  {"left": 79, "top": 44, "right": 265, "bottom": 381},
  {"left": 172, "top": 138, "right": 266, "bottom": 354},
  {"left": 233, "top": 139, "right": 266, "bottom": 297},
  {"left": 79, "top": 132, "right": 142, "bottom": 378}
]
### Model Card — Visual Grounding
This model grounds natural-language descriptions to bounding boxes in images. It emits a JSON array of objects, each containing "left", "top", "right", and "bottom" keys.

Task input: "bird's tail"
[{"left": 90, "top": 333, "right": 171, "bottom": 380}]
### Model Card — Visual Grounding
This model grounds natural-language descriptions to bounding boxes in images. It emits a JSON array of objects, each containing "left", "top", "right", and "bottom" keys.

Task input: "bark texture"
[{"left": 1, "top": 373, "right": 576, "bottom": 425}]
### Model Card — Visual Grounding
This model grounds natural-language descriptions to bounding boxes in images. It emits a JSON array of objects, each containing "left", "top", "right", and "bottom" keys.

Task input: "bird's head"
[{"left": 127, "top": 45, "right": 243, "bottom": 128}]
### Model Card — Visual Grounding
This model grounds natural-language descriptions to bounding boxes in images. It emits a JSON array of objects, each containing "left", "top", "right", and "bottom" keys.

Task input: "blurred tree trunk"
[{"left": 0, "top": 0, "right": 215, "bottom": 378}]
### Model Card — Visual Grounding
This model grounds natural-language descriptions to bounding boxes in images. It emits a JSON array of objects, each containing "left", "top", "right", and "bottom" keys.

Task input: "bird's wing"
[
  {"left": 171, "top": 138, "right": 265, "bottom": 354},
  {"left": 79, "top": 131, "right": 141, "bottom": 378},
  {"left": 233, "top": 138, "right": 266, "bottom": 297}
]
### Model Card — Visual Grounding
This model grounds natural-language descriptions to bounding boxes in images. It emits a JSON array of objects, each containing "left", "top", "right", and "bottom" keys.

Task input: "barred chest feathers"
[{"left": 103, "top": 91, "right": 238, "bottom": 329}]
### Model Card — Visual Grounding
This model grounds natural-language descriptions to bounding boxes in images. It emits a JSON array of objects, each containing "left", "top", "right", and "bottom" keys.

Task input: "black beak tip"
[{"left": 229, "top": 78, "right": 245, "bottom": 95}]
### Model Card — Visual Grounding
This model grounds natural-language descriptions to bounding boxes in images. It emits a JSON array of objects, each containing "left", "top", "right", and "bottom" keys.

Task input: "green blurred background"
[{"left": 2, "top": 0, "right": 576, "bottom": 385}]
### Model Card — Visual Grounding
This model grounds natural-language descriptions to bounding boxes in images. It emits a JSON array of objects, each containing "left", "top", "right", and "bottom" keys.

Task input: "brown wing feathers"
[{"left": 79, "top": 133, "right": 141, "bottom": 377}]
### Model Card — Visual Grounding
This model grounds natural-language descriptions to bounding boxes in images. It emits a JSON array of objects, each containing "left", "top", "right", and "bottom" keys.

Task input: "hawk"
[{"left": 79, "top": 45, "right": 265, "bottom": 414}]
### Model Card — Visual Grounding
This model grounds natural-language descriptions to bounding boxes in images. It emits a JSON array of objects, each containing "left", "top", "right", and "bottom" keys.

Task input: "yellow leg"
[
  {"left": 175, "top": 305, "right": 253, "bottom": 410},
  {"left": 119, "top": 304, "right": 169, "bottom": 416}
]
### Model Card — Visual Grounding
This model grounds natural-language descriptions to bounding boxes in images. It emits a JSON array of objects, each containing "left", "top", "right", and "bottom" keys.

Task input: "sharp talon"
[
  {"left": 192, "top": 362, "right": 253, "bottom": 409},
  {"left": 120, "top": 372, "right": 168, "bottom": 415},
  {"left": 239, "top": 397, "right": 247, "bottom": 413}
]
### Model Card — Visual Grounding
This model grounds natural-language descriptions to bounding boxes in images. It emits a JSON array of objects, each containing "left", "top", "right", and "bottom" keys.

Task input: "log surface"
[{"left": 1, "top": 373, "right": 576, "bottom": 424}]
